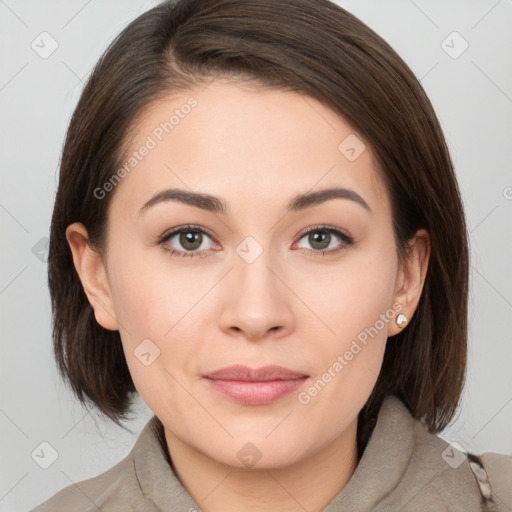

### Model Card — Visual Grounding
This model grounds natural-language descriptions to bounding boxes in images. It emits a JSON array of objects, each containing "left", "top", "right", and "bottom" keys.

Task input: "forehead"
[{"left": 110, "top": 79, "right": 389, "bottom": 218}]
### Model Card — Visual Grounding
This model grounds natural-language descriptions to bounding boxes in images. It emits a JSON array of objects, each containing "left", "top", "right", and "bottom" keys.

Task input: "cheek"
[
  {"left": 105, "top": 243, "right": 216, "bottom": 398},
  {"left": 107, "top": 242, "right": 205, "bottom": 339},
  {"left": 293, "top": 243, "right": 397, "bottom": 398},
  {"left": 293, "top": 242, "right": 398, "bottom": 349}
]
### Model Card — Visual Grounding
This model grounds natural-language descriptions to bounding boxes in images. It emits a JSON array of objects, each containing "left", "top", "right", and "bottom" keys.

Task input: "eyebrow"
[{"left": 138, "top": 186, "right": 371, "bottom": 216}]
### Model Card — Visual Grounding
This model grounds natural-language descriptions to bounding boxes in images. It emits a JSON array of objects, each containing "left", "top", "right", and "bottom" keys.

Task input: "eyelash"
[{"left": 157, "top": 224, "right": 353, "bottom": 259}]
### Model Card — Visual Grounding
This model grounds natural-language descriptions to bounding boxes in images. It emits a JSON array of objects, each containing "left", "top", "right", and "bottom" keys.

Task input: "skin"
[{"left": 67, "top": 79, "right": 430, "bottom": 512}]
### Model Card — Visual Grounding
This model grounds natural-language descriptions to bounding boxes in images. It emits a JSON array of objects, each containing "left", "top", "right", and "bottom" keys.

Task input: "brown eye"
[
  {"left": 159, "top": 225, "right": 218, "bottom": 258},
  {"left": 307, "top": 231, "right": 332, "bottom": 250},
  {"left": 179, "top": 231, "right": 203, "bottom": 251},
  {"left": 294, "top": 226, "right": 353, "bottom": 256}
]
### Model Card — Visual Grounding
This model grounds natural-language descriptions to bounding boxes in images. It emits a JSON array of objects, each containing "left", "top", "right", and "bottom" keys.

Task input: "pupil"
[
  {"left": 310, "top": 231, "right": 330, "bottom": 249},
  {"left": 180, "top": 231, "right": 201, "bottom": 250}
]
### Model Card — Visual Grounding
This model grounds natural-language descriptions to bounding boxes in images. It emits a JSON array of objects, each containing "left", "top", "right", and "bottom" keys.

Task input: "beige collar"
[{"left": 133, "top": 395, "right": 414, "bottom": 511}]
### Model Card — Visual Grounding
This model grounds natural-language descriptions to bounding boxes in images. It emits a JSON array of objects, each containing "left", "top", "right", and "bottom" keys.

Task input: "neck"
[{"left": 164, "top": 419, "right": 359, "bottom": 512}]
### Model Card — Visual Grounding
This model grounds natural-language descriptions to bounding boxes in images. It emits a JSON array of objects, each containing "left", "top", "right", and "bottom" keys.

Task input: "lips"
[
  {"left": 203, "top": 365, "right": 309, "bottom": 405},
  {"left": 205, "top": 364, "right": 308, "bottom": 382}
]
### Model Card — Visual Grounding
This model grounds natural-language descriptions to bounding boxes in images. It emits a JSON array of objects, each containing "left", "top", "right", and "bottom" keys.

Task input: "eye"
[
  {"left": 157, "top": 224, "right": 353, "bottom": 259},
  {"left": 158, "top": 225, "right": 219, "bottom": 258},
  {"left": 293, "top": 225, "right": 353, "bottom": 256}
]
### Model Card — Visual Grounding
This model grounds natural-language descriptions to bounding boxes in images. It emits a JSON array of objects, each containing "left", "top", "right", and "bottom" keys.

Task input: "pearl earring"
[{"left": 396, "top": 313, "right": 408, "bottom": 329}]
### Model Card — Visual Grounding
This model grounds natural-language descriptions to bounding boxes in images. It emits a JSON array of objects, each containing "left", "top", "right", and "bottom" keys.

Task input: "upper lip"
[{"left": 204, "top": 365, "right": 309, "bottom": 382}]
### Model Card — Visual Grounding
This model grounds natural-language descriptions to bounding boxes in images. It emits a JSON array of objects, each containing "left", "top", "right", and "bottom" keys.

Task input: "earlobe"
[
  {"left": 65, "top": 223, "right": 119, "bottom": 331},
  {"left": 389, "top": 229, "right": 431, "bottom": 336}
]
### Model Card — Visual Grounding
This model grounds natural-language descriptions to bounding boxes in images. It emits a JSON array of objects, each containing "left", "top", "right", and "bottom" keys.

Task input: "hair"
[{"left": 48, "top": 0, "right": 469, "bottom": 451}]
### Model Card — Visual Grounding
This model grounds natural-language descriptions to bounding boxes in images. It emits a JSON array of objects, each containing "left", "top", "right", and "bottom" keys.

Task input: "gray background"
[{"left": 1, "top": 1, "right": 511, "bottom": 510}]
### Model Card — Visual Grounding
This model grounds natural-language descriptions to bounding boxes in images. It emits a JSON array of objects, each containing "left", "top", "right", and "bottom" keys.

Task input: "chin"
[{"left": 203, "top": 436, "right": 311, "bottom": 471}]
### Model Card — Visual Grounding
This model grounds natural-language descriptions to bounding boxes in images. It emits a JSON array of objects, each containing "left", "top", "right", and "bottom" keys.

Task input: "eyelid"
[
  {"left": 158, "top": 224, "right": 219, "bottom": 245},
  {"left": 297, "top": 224, "right": 352, "bottom": 241}
]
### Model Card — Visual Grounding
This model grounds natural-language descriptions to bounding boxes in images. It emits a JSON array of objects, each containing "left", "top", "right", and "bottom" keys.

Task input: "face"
[{"left": 72, "top": 79, "right": 422, "bottom": 470}]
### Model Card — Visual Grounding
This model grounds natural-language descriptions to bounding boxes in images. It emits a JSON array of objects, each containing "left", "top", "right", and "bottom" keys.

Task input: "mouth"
[{"left": 202, "top": 365, "right": 310, "bottom": 405}]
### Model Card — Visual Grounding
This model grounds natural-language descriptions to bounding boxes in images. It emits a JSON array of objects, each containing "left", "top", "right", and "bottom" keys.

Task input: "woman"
[{"left": 33, "top": 0, "right": 512, "bottom": 510}]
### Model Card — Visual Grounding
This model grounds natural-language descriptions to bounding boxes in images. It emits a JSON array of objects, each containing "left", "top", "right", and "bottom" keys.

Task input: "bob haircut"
[{"left": 48, "top": 0, "right": 469, "bottom": 449}]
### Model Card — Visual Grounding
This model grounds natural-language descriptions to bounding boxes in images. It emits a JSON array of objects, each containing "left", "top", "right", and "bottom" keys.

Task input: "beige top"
[{"left": 31, "top": 395, "right": 512, "bottom": 511}]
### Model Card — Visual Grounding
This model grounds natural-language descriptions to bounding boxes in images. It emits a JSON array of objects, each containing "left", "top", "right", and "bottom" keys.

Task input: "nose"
[{"left": 217, "top": 247, "right": 295, "bottom": 342}]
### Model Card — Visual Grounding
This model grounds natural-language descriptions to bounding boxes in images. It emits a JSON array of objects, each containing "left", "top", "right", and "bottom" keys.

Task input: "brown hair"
[{"left": 48, "top": 0, "right": 468, "bottom": 448}]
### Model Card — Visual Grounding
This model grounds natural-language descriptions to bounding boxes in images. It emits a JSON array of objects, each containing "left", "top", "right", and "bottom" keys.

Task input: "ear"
[
  {"left": 66, "top": 223, "right": 119, "bottom": 331},
  {"left": 388, "top": 228, "right": 430, "bottom": 336}
]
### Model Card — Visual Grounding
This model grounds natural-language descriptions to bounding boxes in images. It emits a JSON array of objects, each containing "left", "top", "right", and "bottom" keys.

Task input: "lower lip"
[{"left": 204, "top": 377, "right": 308, "bottom": 405}]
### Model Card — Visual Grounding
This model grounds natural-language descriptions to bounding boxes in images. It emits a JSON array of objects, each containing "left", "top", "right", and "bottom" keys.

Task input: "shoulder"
[
  {"left": 29, "top": 417, "right": 165, "bottom": 512},
  {"left": 408, "top": 412, "right": 512, "bottom": 511},
  {"left": 30, "top": 451, "right": 150, "bottom": 512},
  {"left": 379, "top": 396, "right": 512, "bottom": 511}
]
